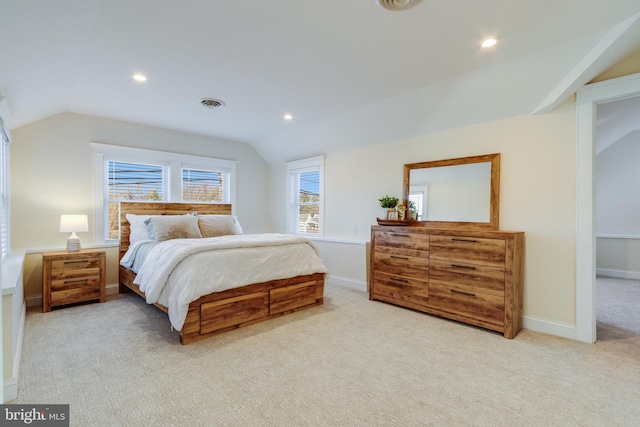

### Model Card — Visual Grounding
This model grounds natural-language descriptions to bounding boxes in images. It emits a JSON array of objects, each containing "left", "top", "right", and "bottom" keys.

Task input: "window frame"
[
  {"left": 93, "top": 143, "right": 237, "bottom": 243},
  {"left": 286, "top": 156, "right": 324, "bottom": 238}
]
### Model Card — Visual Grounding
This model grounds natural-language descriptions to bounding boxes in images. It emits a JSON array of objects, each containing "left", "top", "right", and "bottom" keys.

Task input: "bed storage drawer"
[
  {"left": 269, "top": 280, "right": 319, "bottom": 315},
  {"left": 200, "top": 291, "right": 268, "bottom": 334}
]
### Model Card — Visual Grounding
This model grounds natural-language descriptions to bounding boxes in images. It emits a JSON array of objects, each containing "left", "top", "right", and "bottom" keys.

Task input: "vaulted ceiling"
[{"left": 1, "top": 0, "right": 640, "bottom": 163}]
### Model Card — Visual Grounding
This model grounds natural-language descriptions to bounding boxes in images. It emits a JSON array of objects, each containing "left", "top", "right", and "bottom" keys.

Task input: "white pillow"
[
  {"left": 126, "top": 213, "right": 152, "bottom": 245},
  {"left": 147, "top": 215, "right": 202, "bottom": 241},
  {"left": 198, "top": 215, "right": 243, "bottom": 238}
]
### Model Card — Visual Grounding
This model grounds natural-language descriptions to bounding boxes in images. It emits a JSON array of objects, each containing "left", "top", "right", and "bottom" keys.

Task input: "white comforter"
[{"left": 131, "top": 233, "right": 329, "bottom": 331}]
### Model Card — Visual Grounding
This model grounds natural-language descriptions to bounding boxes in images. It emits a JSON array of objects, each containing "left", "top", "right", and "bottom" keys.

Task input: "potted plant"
[{"left": 378, "top": 195, "right": 399, "bottom": 219}]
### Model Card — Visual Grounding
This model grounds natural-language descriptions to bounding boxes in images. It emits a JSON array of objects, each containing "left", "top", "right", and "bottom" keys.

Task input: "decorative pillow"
[
  {"left": 126, "top": 214, "right": 152, "bottom": 245},
  {"left": 198, "top": 215, "right": 243, "bottom": 238},
  {"left": 146, "top": 215, "right": 202, "bottom": 241}
]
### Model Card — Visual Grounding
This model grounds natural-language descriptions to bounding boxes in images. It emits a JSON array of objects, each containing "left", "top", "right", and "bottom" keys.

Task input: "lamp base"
[{"left": 66, "top": 237, "right": 81, "bottom": 252}]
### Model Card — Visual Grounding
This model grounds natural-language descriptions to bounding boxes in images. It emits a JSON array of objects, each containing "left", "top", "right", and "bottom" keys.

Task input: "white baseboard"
[
  {"left": 4, "top": 301, "right": 25, "bottom": 403},
  {"left": 523, "top": 315, "right": 576, "bottom": 340},
  {"left": 596, "top": 268, "right": 640, "bottom": 281},
  {"left": 327, "top": 275, "right": 367, "bottom": 293}
]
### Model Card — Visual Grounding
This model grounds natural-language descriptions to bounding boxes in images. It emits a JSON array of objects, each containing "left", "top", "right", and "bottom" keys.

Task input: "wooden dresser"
[
  {"left": 370, "top": 226, "right": 524, "bottom": 338},
  {"left": 42, "top": 249, "right": 106, "bottom": 312}
]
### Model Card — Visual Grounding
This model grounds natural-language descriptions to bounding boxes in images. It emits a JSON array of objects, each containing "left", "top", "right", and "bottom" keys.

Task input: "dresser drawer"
[
  {"left": 430, "top": 235, "right": 505, "bottom": 267},
  {"left": 375, "top": 231, "right": 429, "bottom": 255},
  {"left": 373, "top": 251, "right": 429, "bottom": 278},
  {"left": 429, "top": 259, "right": 505, "bottom": 293},
  {"left": 428, "top": 280, "right": 504, "bottom": 326},
  {"left": 373, "top": 272, "right": 429, "bottom": 305}
]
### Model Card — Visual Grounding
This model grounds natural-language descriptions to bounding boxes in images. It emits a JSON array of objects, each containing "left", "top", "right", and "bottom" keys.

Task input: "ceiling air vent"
[
  {"left": 376, "top": 0, "right": 421, "bottom": 11},
  {"left": 200, "top": 98, "right": 225, "bottom": 109}
]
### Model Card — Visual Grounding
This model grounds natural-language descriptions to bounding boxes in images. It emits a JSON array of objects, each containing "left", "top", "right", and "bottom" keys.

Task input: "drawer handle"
[
  {"left": 390, "top": 233, "right": 410, "bottom": 237},
  {"left": 390, "top": 276, "right": 408, "bottom": 283},
  {"left": 64, "top": 279, "right": 88, "bottom": 284},
  {"left": 451, "top": 289, "right": 476, "bottom": 298},
  {"left": 451, "top": 238, "right": 477, "bottom": 243},
  {"left": 390, "top": 255, "right": 409, "bottom": 260},
  {"left": 451, "top": 264, "right": 476, "bottom": 270},
  {"left": 64, "top": 260, "right": 89, "bottom": 264}
]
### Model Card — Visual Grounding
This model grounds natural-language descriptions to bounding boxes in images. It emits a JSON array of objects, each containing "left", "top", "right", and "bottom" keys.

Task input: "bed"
[{"left": 118, "top": 202, "right": 327, "bottom": 344}]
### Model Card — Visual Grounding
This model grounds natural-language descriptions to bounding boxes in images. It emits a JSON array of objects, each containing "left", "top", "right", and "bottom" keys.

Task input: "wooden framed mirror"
[{"left": 403, "top": 153, "right": 500, "bottom": 230}]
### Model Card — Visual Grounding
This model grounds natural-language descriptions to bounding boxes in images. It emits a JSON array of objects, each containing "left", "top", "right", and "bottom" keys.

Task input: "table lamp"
[{"left": 60, "top": 214, "right": 88, "bottom": 252}]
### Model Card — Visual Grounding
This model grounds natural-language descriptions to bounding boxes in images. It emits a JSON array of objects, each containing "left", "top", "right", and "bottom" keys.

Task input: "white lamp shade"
[{"left": 60, "top": 215, "right": 89, "bottom": 233}]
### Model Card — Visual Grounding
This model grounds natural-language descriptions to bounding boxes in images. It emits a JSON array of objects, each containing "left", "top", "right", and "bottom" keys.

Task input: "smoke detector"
[
  {"left": 376, "top": 0, "right": 421, "bottom": 10},
  {"left": 200, "top": 98, "right": 226, "bottom": 109}
]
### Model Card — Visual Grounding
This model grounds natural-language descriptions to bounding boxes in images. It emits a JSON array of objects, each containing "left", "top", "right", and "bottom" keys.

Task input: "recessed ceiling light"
[
  {"left": 200, "top": 98, "right": 225, "bottom": 109},
  {"left": 376, "top": 0, "right": 421, "bottom": 11},
  {"left": 132, "top": 73, "right": 147, "bottom": 82},
  {"left": 283, "top": 114, "right": 293, "bottom": 121},
  {"left": 481, "top": 38, "right": 498, "bottom": 48}
]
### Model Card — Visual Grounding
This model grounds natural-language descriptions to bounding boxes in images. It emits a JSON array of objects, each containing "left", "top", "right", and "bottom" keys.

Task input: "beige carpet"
[
  {"left": 597, "top": 276, "right": 640, "bottom": 338},
  {"left": 15, "top": 283, "right": 640, "bottom": 426}
]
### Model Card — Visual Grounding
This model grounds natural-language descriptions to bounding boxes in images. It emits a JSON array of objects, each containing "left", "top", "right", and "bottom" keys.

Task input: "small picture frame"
[{"left": 387, "top": 210, "right": 399, "bottom": 220}]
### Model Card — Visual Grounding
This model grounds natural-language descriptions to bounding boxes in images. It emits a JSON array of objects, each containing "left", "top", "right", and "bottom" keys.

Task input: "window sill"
[{"left": 1, "top": 252, "right": 25, "bottom": 296}]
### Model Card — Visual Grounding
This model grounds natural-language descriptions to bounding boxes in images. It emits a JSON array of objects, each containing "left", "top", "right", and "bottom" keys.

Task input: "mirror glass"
[{"left": 403, "top": 153, "right": 500, "bottom": 229}]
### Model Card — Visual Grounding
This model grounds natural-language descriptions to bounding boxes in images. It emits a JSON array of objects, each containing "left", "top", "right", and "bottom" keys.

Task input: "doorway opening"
[{"left": 576, "top": 72, "right": 640, "bottom": 343}]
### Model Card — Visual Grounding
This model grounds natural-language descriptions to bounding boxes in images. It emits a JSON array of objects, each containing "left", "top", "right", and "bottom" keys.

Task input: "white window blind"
[
  {"left": 182, "top": 167, "right": 227, "bottom": 202},
  {"left": 0, "top": 126, "right": 9, "bottom": 260},
  {"left": 104, "top": 160, "right": 167, "bottom": 239}
]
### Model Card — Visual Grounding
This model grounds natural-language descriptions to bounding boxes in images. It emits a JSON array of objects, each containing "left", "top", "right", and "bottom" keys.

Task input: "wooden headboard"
[{"left": 119, "top": 202, "right": 232, "bottom": 260}]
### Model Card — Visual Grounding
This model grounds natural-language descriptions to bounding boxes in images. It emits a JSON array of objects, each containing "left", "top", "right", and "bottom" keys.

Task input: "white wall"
[
  {"left": 272, "top": 110, "right": 578, "bottom": 329},
  {"left": 596, "top": 130, "right": 640, "bottom": 279}
]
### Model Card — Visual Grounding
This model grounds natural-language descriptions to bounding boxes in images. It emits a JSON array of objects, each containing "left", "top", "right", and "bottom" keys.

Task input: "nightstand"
[{"left": 42, "top": 249, "right": 106, "bottom": 312}]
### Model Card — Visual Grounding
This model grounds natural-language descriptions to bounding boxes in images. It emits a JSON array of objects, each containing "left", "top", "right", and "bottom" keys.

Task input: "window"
[
  {"left": 105, "top": 160, "right": 167, "bottom": 239},
  {"left": 93, "top": 144, "right": 236, "bottom": 242},
  {"left": 287, "top": 156, "right": 324, "bottom": 237},
  {"left": 0, "top": 122, "right": 9, "bottom": 261},
  {"left": 409, "top": 184, "right": 428, "bottom": 221},
  {"left": 409, "top": 190, "right": 425, "bottom": 221},
  {"left": 182, "top": 167, "right": 227, "bottom": 202}
]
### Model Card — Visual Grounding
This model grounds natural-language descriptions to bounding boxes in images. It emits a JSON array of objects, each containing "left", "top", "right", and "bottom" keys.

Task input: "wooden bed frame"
[{"left": 118, "top": 202, "right": 325, "bottom": 344}]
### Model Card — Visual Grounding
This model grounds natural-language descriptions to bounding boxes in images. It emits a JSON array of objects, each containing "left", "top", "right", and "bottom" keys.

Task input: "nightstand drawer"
[
  {"left": 51, "top": 276, "right": 101, "bottom": 291},
  {"left": 51, "top": 286, "right": 101, "bottom": 305},
  {"left": 51, "top": 258, "right": 101, "bottom": 279}
]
